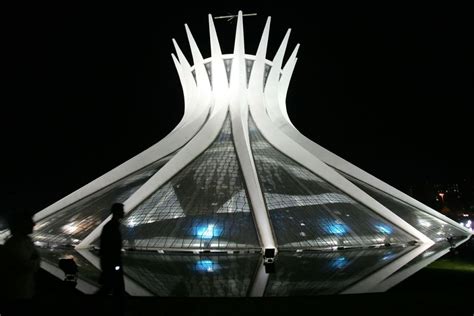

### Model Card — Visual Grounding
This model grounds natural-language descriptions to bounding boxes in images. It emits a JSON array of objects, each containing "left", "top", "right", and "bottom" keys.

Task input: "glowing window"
[
  {"left": 330, "top": 256, "right": 348, "bottom": 269},
  {"left": 195, "top": 260, "right": 220, "bottom": 272},
  {"left": 194, "top": 224, "right": 223, "bottom": 239},
  {"left": 375, "top": 224, "right": 392, "bottom": 235},
  {"left": 324, "top": 222, "right": 348, "bottom": 235}
]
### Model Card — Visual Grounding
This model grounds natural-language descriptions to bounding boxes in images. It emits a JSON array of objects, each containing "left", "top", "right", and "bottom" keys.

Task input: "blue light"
[
  {"left": 194, "top": 224, "right": 223, "bottom": 239},
  {"left": 324, "top": 222, "right": 348, "bottom": 235},
  {"left": 382, "top": 252, "right": 396, "bottom": 261},
  {"left": 330, "top": 256, "right": 348, "bottom": 269},
  {"left": 195, "top": 260, "right": 219, "bottom": 272},
  {"left": 375, "top": 224, "right": 392, "bottom": 235}
]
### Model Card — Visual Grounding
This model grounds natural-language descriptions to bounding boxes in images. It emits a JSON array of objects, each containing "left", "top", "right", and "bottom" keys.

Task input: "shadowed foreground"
[
  {"left": 1, "top": 266, "right": 472, "bottom": 315},
  {"left": 1, "top": 289, "right": 472, "bottom": 316}
]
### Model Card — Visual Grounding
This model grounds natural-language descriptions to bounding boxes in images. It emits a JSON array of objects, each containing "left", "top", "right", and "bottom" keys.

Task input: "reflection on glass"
[
  {"left": 122, "top": 252, "right": 260, "bottom": 297},
  {"left": 34, "top": 245, "right": 456, "bottom": 297},
  {"left": 391, "top": 241, "right": 451, "bottom": 275},
  {"left": 265, "top": 246, "right": 413, "bottom": 296}
]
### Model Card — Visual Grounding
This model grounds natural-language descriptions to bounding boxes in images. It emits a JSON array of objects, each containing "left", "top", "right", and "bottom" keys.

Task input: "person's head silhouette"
[
  {"left": 7, "top": 211, "right": 34, "bottom": 237},
  {"left": 110, "top": 203, "right": 124, "bottom": 222}
]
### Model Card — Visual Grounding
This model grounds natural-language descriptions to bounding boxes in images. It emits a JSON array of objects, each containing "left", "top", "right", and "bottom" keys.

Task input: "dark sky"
[{"left": 2, "top": 3, "right": 473, "bottom": 218}]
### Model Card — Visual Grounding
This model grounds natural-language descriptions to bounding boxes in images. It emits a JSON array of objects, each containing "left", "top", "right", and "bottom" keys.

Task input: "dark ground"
[{"left": 3, "top": 283, "right": 472, "bottom": 316}]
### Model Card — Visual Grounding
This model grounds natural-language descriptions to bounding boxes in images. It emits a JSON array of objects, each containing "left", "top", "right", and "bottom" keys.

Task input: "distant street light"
[{"left": 438, "top": 192, "right": 445, "bottom": 204}]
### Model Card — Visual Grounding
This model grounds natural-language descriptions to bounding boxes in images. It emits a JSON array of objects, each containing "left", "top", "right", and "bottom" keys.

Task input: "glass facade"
[
  {"left": 248, "top": 116, "right": 414, "bottom": 250},
  {"left": 223, "top": 58, "right": 232, "bottom": 81},
  {"left": 120, "top": 115, "right": 260, "bottom": 251},
  {"left": 340, "top": 173, "right": 468, "bottom": 242},
  {"left": 245, "top": 59, "right": 254, "bottom": 86},
  {"left": 32, "top": 160, "right": 165, "bottom": 247},
  {"left": 263, "top": 64, "right": 272, "bottom": 87},
  {"left": 122, "top": 252, "right": 260, "bottom": 296},
  {"left": 38, "top": 248, "right": 430, "bottom": 296}
]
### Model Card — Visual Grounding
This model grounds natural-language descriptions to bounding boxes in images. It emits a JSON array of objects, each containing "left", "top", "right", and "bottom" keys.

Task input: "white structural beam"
[
  {"left": 77, "top": 22, "right": 225, "bottom": 250},
  {"left": 78, "top": 104, "right": 226, "bottom": 249},
  {"left": 251, "top": 49, "right": 432, "bottom": 244},
  {"left": 34, "top": 34, "right": 210, "bottom": 226},
  {"left": 170, "top": 50, "right": 194, "bottom": 131},
  {"left": 247, "top": 25, "right": 432, "bottom": 244},
  {"left": 249, "top": 260, "right": 270, "bottom": 297},
  {"left": 248, "top": 17, "right": 271, "bottom": 95},
  {"left": 208, "top": 14, "right": 229, "bottom": 112},
  {"left": 33, "top": 11, "right": 470, "bottom": 273},
  {"left": 372, "top": 235, "right": 471, "bottom": 292},
  {"left": 171, "top": 39, "right": 209, "bottom": 126},
  {"left": 372, "top": 246, "right": 450, "bottom": 292},
  {"left": 272, "top": 52, "right": 470, "bottom": 236},
  {"left": 277, "top": 121, "right": 471, "bottom": 234},
  {"left": 185, "top": 24, "right": 213, "bottom": 112},
  {"left": 276, "top": 45, "right": 299, "bottom": 128},
  {"left": 251, "top": 99, "right": 432, "bottom": 243},
  {"left": 264, "top": 28, "right": 291, "bottom": 124},
  {"left": 124, "top": 105, "right": 227, "bottom": 218},
  {"left": 231, "top": 12, "right": 276, "bottom": 251}
]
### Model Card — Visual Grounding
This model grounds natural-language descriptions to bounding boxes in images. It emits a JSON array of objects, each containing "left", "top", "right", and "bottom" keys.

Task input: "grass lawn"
[{"left": 427, "top": 258, "right": 474, "bottom": 273}]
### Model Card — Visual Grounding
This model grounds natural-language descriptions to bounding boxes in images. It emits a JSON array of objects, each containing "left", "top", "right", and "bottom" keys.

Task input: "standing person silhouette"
[
  {"left": 97, "top": 203, "right": 125, "bottom": 296},
  {"left": 0, "top": 211, "right": 40, "bottom": 304}
]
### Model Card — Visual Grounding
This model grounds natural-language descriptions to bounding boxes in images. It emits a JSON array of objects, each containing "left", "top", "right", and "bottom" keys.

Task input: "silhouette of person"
[
  {"left": 0, "top": 211, "right": 40, "bottom": 301},
  {"left": 97, "top": 203, "right": 125, "bottom": 296}
]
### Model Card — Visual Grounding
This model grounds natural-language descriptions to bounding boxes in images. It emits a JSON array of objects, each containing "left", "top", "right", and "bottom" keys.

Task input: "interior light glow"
[
  {"left": 61, "top": 223, "right": 79, "bottom": 234},
  {"left": 194, "top": 224, "right": 223, "bottom": 239},
  {"left": 330, "top": 256, "right": 348, "bottom": 269},
  {"left": 418, "top": 219, "right": 432, "bottom": 227},
  {"left": 324, "top": 222, "right": 347, "bottom": 235},
  {"left": 126, "top": 219, "right": 139, "bottom": 228},
  {"left": 382, "top": 252, "right": 396, "bottom": 261},
  {"left": 461, "top": 220, "right": 472, "bottom": 231},
  {"left": 195, "top": 260, "right": 219, "bottom": 272},
  {"left": 375, "top": 224, "right": 392, "bottom": 234}
]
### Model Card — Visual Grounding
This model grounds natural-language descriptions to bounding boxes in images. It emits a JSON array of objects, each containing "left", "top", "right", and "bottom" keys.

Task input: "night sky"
[{"left": 2, "top": 3, "right": 473, "bottom": 220}]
